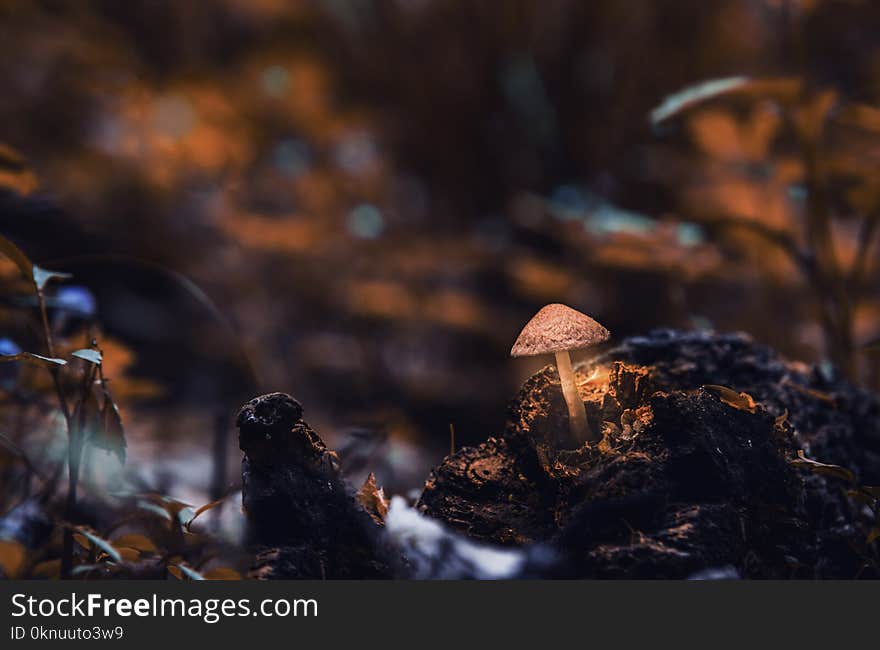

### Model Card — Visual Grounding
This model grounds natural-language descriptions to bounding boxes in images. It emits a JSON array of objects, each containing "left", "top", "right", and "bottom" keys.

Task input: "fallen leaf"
[
  {"left": 790, "top": 450, "right": 856, "bottom": 484},
  {"left": 30, "top": 558, "right": 60, "bottom": 578},
  {"left": 782, "top": 378, "right": 836, "bottom": 405},
  {"left": 74, "top": 527, "right": 122, "bottom": 563},
  {"left": 847, "top": 490, "right": 873, "bottom": 507},
  {"left": 703, "top": 384, "right": 758, "bottom": 413},
  {"left": 203, "top": 567, "right": 242, "bottom": 580},
  {"left": 0, "top": 539, "right": 26, "bottom": 578},
  {"left": 356, "top": 472, "right": 389, "bottom": 525},
  {"left": 774, "top": 409, "right": 789, "bottom": 428},
  {"left": 184, "top": 494, "right": 230, "bottom": 531},
  {"left": 111, "top": 534, "right": 158, "bottom": 554},
  {"left": 115, "top": 547, "right": 140, "bottom": 562},
  {"left": 169, "top": 564, "right": 203, "bottom": 580}
]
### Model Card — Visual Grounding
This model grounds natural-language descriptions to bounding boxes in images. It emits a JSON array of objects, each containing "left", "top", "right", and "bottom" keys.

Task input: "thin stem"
[
  {"left": 209, "top": 411, "right": 229, "bottom": 528},
  {"left": 60, "top": 362, "right": 95, "bottom": 578},
  {"left": 554, "top": 350, "right": 593, "bottom": 445},
  {"left": 36, "top": 287, "right": 79, "bottom": 579},
  {"left": 37, "top": 289, "right": 71, "bottom": 425},
  {"left": 37, "top": 289, "right": 55, "bottom": 358}
]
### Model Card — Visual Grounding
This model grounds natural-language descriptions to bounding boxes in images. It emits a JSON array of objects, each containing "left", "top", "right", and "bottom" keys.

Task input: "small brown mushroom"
[{"left": 511, "top": 303, "right": 610, "bottom": 444}]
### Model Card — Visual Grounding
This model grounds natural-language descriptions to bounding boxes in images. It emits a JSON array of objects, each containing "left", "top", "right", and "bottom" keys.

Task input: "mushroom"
[{"left": 511, "top": 303, "right": 610, "bottom": 444}]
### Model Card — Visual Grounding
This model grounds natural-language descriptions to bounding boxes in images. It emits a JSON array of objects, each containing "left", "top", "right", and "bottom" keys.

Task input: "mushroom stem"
[{"left": 554, "top": 350, "right": 593, "bottom": 444}]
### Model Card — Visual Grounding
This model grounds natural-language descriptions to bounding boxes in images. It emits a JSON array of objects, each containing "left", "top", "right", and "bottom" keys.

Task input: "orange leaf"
[
  {"left": 774, "top": 409, "right": 789, "bottom": 429},
  {"left": 703, "top": 384, "right": 757, "bottom": 413},
  {"left": 203, "top": 567, "right": 242, "bottom": 580},
  {"left": 185, "top": 494, "right": 230, "bottom": 531},
  {"left": 790, "top": 450, "right": 856, "bottom": 484},
  {"left": 115, "top": 547, "right": 140, "bottom": 562},
  {"left": 111, "top": 534, "right": 158, "bottom": 554},
  {"left": 356, "top": 472, "right": 389, "bottom": 525},
  {"left": 0, "top": 539, "right": 26, "bottom": 578},
  {"left": 30, "top": 558, "right": 61, "bottom": 579}
]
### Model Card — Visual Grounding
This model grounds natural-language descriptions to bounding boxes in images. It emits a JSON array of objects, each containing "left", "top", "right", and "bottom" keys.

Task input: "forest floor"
[{"left": 245, "top": 330, "right": 880, "bottom": 579}]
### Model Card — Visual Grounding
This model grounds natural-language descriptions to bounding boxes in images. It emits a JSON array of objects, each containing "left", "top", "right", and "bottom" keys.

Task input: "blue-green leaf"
[
  {"left": 650, "top": 76, "right": 802, "bottom": 125},
  {"left": 32, "top": 265, "right": 72, "bottom": 291},
  {"left": 0, "top": 351, "right": 67, "bottom": 366},
  {"left": 71, "top": 349, "right": 102, "bottom": 365}
]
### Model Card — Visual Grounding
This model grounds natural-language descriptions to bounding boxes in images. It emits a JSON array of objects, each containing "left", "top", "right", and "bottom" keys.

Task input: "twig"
[
  {"left": 60, "top": 360, "right": 96, "bottom": 578},
  {"left": 449, "top": 423, "right": 455, "bottom": 455},
  {"left": 34, "top": 287, "right": 80, "bottom": 579}
]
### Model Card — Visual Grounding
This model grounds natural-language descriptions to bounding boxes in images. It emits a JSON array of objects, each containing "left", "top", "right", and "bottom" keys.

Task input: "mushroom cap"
[{"left": 511, "top": 303, "right": 610, "bottom": 357}]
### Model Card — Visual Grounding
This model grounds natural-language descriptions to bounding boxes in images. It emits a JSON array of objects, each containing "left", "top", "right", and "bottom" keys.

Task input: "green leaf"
[
  {"left": 32, "top": 265, "right": 72, "bottom": 291},
  {"left": 71, "top": 349, "right": 102, "bottom": 365},
  {"left": 790, "top": 450, "right": 856, "bottom": 484},
  {"left": 0, "top": 352, "right": 67, "bottom": 367},
  {"left": 650, "top": 76, "right": 802, "bottom": 125}
]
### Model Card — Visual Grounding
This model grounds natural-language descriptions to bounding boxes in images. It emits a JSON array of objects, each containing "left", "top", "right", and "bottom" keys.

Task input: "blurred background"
[{"left": 1, "top": 0, "right": 879, "bottom": 512}]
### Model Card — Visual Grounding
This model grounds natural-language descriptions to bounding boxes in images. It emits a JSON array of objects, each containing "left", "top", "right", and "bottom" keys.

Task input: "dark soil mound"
[{"left": 418, "top": 330, "right": 880, "bottom": 578}]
